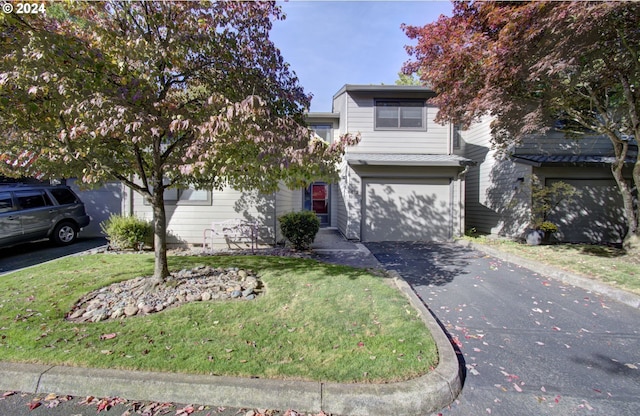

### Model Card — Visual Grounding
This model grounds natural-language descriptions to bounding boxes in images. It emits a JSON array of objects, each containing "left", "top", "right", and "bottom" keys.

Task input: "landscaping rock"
[{"left": 66, "top": 267, "right": 262, "bottom": 322}]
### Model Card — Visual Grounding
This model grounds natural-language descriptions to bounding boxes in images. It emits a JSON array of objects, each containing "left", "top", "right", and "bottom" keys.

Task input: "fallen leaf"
[
  {"left": 176, "top": 405, "right": 195, "bottom": 415},
  {"left": 513, "top": 383, "right": 523, "bottom": 392},
  {"left": 45, "top": 399, "right": 60, "bottom": 408},
  {"left": 2, "top": 391, "right": 16, "bottom": 397},
  {"left": 28, "top": 401, "right": 41, "bottom": 410},
  {"left": 96, "top": 398, "right": 110, "bottom": 412},
  {"left": 79, "top": 396, "right": 95, "bottom": 405},
  {"left": 100, "top": 333, "right": 117, "bottom": 340}
]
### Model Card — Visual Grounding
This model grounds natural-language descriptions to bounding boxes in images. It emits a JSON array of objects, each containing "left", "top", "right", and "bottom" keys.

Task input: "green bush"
[
  {"left": 100, "top": 214, "right": 153, "bottom": 250},
  {"left": 279, "top": 211, "right": 320, "bottom": 250},
  {"left": 535, "top": 221, "right": 559, "bottom": 234}
]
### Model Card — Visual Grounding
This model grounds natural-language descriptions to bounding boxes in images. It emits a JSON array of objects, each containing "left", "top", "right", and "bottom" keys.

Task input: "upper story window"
[
  {"left": 375, "top": 100, "right": 426, "bottom": 130},
  {"left": 453, "top": 124, "right": 463, "bottom": 149},
  {"left": 310, "top": 124, "right": 332, "bottom": 142}
]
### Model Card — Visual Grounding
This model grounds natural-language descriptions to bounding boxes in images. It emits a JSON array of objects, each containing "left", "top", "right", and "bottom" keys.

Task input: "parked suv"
[{"left": 0, "top": 184, "right": 91, "bottom": 248}]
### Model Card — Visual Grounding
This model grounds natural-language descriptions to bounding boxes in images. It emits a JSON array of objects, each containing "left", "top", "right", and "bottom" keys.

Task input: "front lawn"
[
  {"left": 465, "top": 237, "right": 640, "bottom": 295},
  {"left": 0, "top": 254, "right": 436, "bottom": 383}
]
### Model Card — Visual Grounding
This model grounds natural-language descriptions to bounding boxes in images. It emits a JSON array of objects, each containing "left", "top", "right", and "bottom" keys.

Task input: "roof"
[
  {"left": 333, "top": 84, "right": 435, "bottom": 100},
  {"left": 305, "top": 112, "right": 340, "bottom": 120},
  {"left": 346, "top": 153, "right": 475, "bottom": 167},
  {"left": 511, "top": 153, "right": 638, "bottom": 167}
]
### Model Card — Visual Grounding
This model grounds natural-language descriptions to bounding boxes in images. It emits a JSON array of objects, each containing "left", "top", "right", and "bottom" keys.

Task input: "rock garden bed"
[{"left": 66, "top": 266, "right": 261, "bottom": 323}]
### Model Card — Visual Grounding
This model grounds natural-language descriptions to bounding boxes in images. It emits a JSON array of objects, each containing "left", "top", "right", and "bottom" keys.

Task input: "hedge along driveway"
[{"left": 0, "top": 253, "right": 437, "bottom": 383}]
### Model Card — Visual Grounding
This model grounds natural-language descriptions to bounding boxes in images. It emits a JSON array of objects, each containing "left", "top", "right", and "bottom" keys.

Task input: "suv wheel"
[{"left": 51, "top": 222, "right": 79, "bottom": 245}]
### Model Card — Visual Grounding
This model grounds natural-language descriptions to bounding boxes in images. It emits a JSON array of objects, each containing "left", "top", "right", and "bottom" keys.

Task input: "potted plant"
[
  {"left": 524, "top": 175, "right": 578, "bottom": 245},
  {"left": 535, "top": 220, "right": 558, "bottom": 243}
]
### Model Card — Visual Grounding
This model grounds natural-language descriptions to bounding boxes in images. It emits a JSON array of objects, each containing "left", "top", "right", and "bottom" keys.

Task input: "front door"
[{"left": 305, "top": 182, "right": 330, "bottom": 227}]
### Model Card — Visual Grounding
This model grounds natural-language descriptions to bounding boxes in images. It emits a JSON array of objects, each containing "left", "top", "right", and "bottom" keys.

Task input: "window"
[
  {"left": 146, "top": 186, "right": 211, "bottom": 206},
  {"left": 375, "top": 100, "right": 425, "bottom": 130},
  {"left": 310, "top": 124, "right": 332, "bottom": 142},
  {"left": 15, "top": 190, "right": 52, "bottom": 209},
  {"left": 453, "top": 124, "right": 463, "bottom": 149},
  {"left": 0, "top": 192, "right": 14, "bottom": 213},
  {"left": 49, "top": 188, "right": 78, "bottom": 205}
]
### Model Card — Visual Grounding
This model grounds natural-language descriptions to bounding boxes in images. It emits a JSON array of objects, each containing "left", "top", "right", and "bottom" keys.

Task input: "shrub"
[
  {"left": 100, "top": 214, "right": 153, "bottom": 250},
  {"left": 535, "top": 221, "right": 558, "bottom": 234},
  {"left": 279, "top": 211, "right": 320, "bottom": 250}
]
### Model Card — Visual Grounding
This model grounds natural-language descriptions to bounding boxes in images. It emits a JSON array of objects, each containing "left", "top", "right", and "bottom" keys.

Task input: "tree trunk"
[
  {"left": 624, "top": 157, "right": 640, "bottom": 254},
  {"left": 150, "top": 187, "right": 170, "bottom": 283}
]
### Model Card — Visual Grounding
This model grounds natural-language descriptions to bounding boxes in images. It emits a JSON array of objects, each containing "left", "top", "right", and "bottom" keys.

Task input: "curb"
[
  {"left": 458, "top": 240, "right": 640, "bottom": 309},
  {"left": 0, "top": 249, "right": 461, "bottom": 416}
]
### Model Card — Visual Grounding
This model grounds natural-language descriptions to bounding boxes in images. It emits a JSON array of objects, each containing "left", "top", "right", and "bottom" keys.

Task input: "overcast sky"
[{"left": 270, "top": 0, "right": 453, "bottom": 112}]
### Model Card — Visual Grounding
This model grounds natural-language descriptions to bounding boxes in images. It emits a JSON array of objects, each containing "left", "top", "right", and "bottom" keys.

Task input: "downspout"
[
  {"left": 457, "top": 165, "right": 470, "bottom": 237},
  {"left": 273, "top": 190, "right": 277, "bottom": 246}
]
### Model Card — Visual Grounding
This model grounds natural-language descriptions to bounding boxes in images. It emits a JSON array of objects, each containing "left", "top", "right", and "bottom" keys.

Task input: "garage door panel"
[
  {"left": 547, "top": 179, "right": 626, "bottom": 243},
  {"left": 363, "top": 178, "right": 452, "bottom": 242}
]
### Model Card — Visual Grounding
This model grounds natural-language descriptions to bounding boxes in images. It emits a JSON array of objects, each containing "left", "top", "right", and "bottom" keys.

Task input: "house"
[
  {"left": 119, "top": 84, "right": 474, "bottom": 247},
  {"left": 459, "top": 116, "right": 637, "bottom": 243}
]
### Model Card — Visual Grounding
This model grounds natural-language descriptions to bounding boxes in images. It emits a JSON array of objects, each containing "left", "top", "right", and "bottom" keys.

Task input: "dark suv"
[{"left": 0, "top": 184, "right": 91, "bottom": 247}]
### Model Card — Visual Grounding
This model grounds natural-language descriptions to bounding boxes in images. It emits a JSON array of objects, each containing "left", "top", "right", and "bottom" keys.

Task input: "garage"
[
  {"left": 546, "top": 178, "right": 627, "bottom": 243},
  {"left": 362, "top": 178, "right": 453, "bottom": 242}
]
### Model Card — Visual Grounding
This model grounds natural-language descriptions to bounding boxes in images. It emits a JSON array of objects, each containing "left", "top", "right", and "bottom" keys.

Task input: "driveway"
[
  {"left": 366, "top": 242, "right": 640, "bottom": 415},
  {"left": 0, "top": 237, "right": 107, "bottom": 275}
]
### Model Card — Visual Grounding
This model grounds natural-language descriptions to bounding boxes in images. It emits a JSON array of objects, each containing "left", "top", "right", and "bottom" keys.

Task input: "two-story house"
[
  {"left": 119, "top": 84, "right": 473, "bottom": 247},
  {"left": 460, "top": 116, "right": 636, "bottom": 243}
]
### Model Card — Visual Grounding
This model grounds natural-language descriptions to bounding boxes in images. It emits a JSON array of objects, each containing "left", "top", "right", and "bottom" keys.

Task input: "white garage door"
[
  {"left": 363, "top": 178, "right": 452, "bottom": 242},
  {"left": 547, "top": 179, "right": 626, "bottom": 243}
]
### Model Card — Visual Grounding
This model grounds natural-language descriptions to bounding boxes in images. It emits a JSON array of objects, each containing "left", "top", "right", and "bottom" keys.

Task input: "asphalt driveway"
[
  {"left": 366, "top": 241, "right": 640, "bottom": 415},
  {"left": 0, "top": 237, "right": 107, "bottom": 275}
]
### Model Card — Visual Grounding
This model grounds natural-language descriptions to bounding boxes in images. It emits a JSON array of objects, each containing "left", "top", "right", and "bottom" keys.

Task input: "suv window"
[
  {"left": 49, "top": 188, "right": 78, "bottom": 205},
  {"left": 0, "top": 192, "right": 14, "bottom": 213},
  {"left": 15, "top": 190, "right": 52, "bottom": 209}
]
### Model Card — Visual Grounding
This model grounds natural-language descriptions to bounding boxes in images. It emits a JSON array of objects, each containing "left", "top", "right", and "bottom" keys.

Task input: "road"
[{"left": 366, "top": 242, "right": 640, "bottom": 415}]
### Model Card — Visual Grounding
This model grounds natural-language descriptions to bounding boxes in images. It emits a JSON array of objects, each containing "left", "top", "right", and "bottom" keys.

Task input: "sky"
[{"left": 270, "top": 0, "right": 453, "bottom": 112}]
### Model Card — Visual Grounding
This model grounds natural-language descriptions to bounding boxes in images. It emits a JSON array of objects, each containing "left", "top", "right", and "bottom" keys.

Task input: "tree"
[
  {"left": 0, "top": 1, "right": 358, "bottom": 282},
  {"left": 395, "top": 71, "right": 422, "bottom": 86},
  {"left": 403, "top": 1, "right": 640, "bottom": 251}
]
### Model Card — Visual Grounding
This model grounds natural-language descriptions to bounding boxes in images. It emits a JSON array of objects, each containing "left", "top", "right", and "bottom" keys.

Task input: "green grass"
[
  {"left": 0, "top": 254, "right": 436, "bottom": 383},
  {"left": 464, "top": 236, "right": 640, "bottom": 295}
]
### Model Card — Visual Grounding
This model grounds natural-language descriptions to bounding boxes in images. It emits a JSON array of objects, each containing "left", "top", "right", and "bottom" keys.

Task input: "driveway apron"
[{"left": 366, "top": 242, "right": 640, "bottom": 415}]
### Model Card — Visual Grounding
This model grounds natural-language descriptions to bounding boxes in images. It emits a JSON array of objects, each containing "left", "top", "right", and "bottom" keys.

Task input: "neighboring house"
[
  {"left": 121, "top": 84, "right": 474, "bottom": 247},
  {"left": 460, "top": 116, "right": 638, "bottom": 243}
]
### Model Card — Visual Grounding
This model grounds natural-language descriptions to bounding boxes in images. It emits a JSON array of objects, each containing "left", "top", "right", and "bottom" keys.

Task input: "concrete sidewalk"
[{"left": 0, "top": 230, "right": 462, "bottom": 416}]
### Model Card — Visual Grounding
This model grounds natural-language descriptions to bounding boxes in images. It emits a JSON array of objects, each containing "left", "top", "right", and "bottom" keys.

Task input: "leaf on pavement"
[
  {"left": 176, "top": 404, "right": 195, "bottom": 415},
  {"left": 28, "top": 401, "right": 41, "bottom": 410}
]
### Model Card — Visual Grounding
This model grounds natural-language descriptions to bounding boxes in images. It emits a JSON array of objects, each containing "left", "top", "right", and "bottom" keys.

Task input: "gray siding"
[
  {"left": 343, "top": 93, "right": 450, "bottom": 155},
  {"left": 132, "top": 188, "right": 276, "bottom": 247},
  {"left": 463, "top": 117, "right": 532, "bottom": 237},
  {"left": 275, "top": 186, "right": 302, "bottom": 243}
]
